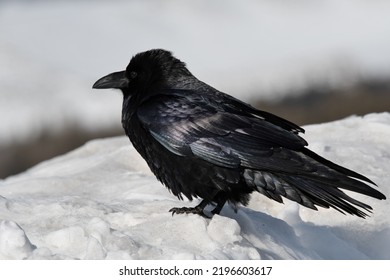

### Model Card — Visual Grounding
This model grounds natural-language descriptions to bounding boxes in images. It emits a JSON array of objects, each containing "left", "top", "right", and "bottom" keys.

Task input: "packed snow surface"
[{"left": 0, "top": 113, "right": 389, "bottom": 260}]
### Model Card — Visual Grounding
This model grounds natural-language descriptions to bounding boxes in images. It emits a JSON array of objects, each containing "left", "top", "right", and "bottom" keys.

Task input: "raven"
[{"left": 93, "top": 49, "right": 386, "bottom": 218}]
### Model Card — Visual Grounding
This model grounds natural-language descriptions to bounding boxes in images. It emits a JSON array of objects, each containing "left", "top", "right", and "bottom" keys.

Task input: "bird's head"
[{"left": 93, "top": 49, "right": 192, "bottom": 96}]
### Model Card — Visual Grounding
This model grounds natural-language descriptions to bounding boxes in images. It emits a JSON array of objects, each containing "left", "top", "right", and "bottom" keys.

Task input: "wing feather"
[{"left": 137, "top": 93, "right": 308, "bottom": 172}]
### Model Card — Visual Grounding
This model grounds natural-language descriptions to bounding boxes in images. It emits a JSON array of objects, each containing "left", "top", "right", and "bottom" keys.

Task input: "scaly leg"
[
  {"left": 169, "top": 199, "right": 211, "bottom": 218},
  {"left": 211, "top": 199, "right": 227, "bottom": 215}
]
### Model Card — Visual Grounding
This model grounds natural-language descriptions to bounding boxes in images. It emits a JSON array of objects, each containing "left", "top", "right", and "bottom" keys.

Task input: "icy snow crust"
[{"left": 0, "top": 113, "right": 389, "bottom": 260}]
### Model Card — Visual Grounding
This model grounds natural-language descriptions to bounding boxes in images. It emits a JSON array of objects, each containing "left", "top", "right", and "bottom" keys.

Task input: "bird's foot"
[{"left": 169, "top": 206, "right": 211, "bottom": 219}]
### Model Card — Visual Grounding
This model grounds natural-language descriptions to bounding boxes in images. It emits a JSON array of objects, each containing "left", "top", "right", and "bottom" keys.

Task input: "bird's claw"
[{"left": 169, "top": 206, "right": 211, "bottom": 219}]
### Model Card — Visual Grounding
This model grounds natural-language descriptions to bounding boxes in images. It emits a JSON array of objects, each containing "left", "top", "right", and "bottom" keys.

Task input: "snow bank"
[{"left": 0, "top": 113, "right": 389, "bottom": 259}]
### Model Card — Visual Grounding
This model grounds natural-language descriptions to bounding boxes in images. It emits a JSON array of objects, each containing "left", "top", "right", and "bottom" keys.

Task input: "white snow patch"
[
  {"left": 0, "top": 113, "right": 389, "bottom": 259},
  {"left": 0, "top": 220, "right": 36, "bottom": 259}
]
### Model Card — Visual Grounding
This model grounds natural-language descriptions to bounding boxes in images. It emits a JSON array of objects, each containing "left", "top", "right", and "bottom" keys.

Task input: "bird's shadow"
[
  {"left": 209, "top": 205, "right": 320, "bottom": 259},
  {"left": 214, "top": 205, "right": 389, "bottom": 259}
]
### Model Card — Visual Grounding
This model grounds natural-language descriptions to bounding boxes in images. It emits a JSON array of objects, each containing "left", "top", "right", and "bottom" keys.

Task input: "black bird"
[{"left": 93, "top": 49, "right": 386, "bottom": 218}]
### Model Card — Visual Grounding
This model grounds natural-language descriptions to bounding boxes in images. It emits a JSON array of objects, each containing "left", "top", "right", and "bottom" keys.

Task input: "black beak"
[{"left": 92, "top": 70, "right": 129, "bottom": 89}]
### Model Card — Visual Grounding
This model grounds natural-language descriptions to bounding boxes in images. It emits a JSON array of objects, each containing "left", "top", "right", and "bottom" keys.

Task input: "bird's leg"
[
  {"left": 211, "top": 199, "right": 227, "bottom": 215},
  {"left": 169, "top": 199, "right": 211, "bottom": 218}
]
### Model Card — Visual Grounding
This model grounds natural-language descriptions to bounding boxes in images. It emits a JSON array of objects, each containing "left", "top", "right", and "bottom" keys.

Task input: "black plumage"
[{"left": 93, "top": 49, "right": 386, "bottom": 218}]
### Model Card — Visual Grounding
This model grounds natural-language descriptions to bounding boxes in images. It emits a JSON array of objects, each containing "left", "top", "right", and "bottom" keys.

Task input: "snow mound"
[{"left": 0, "top": 113, "right": 389, "bottom": 259}]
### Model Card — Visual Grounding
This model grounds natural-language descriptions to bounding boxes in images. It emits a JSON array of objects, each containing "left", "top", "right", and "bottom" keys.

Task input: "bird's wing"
[
  {"left": 136, "top": 92, "right": 310, "bottom": 172},
  {"left": 217, "top": 93, "right": 305, "bottom": 134}
]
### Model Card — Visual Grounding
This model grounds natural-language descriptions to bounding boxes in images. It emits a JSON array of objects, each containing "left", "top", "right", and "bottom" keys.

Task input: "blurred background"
[{"left": 1, "top": 0, "right": 390, "bottom": 179}]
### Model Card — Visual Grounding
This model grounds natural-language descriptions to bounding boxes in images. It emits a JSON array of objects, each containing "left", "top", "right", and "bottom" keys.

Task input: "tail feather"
[
  {"left": 281, "top": 175, "right": 373, "bottom": 218},
  {"left": 301, "top": 148, "right": 386, "bottom": 200},
  {"left": 244, "top": 168, "right": 383, "bottom": 218},
  {"left": 302, "top": 148, "right": 377, "bottom": 186}
]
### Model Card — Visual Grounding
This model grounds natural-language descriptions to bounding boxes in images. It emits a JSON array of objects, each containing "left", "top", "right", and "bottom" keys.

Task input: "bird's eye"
[{"left": 129, "top": 71, "right": 138, "bottom": 79}]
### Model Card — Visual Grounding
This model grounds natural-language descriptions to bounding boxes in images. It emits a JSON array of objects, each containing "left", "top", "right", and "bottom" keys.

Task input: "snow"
[
  {"left": 0, "top": 113, "right": 389, "bottom": 260},
  {"left": 1, "top": 0, "right": 390, "bottom": 144}
]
